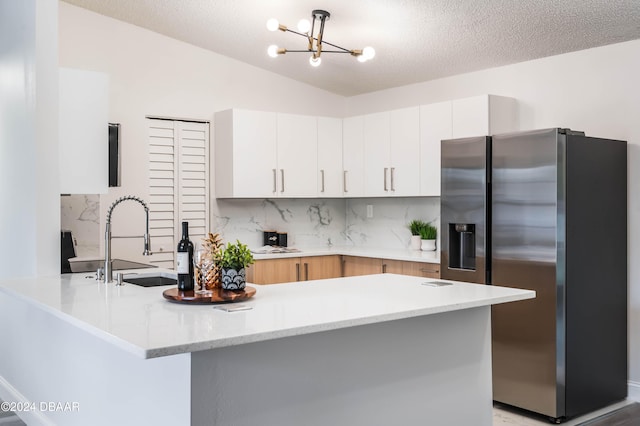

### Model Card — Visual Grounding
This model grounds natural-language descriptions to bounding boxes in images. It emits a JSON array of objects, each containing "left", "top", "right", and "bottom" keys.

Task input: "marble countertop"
[
  {"left": 0, "top": 271, "right": 533, "bottom": 360},
  {"left": 252, "top": 246, "right": 441, "bottom": 263}
]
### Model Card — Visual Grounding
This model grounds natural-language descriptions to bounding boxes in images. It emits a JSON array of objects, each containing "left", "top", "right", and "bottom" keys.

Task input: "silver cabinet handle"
[
  {"left": 343, "top": 170, "right": 348, "bottom": 193},
  {"left": 304, "top": 263, "right": 309, "bottom": 281},
  {"left": 320, "top": 169, "right": 325, "bottom": 193},
  {"left": 384, "top": 168, "right": 388, "bottom": 191},
  {"left": 272, "top": 169, "right": 277, "bottom": 193},
  {"left": 390, "top": 167, "right": 395, "bottom": 192},
  {"left": 280, "top": 169, "right": 285, "bottom": 193},
  {"left": 296, "top": 263, "right": 300, "bottom": 281}
]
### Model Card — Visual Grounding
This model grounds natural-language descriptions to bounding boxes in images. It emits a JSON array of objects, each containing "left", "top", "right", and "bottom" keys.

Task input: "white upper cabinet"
[
  {"left": 317, "top": 117, "right": 343, "bottom": 197},
  {"left": 276, "top": 113, "right": 318, "bottom": 197},
  {"left": 214, "top": 109, "right": 277, "bottom": 198},
  {"left": 451, "top": 94, "right": 518, "bottom": 138},
  {"left": 389, "top": 107, "right": 420, "bottom": 196},
  {"left": 420, "top": 101, "right": 452, "bottom": 196},
  {"left": 214, "top": 96, "right": 516, "bottom": 199},
  {"left": 342, "top": 116, "right": 365, "bottom": 197},
  {"left": 363, "top": 112, "right": 390, "bottom": 196},
  {"left": 363, "top": 107, "right": 420, "bottom": 197},
  {"left": 59, "top": 68, "right": 109, "bottom": 194}
]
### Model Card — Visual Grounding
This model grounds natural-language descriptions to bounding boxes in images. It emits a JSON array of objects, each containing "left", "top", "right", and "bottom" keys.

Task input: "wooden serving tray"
[{"left": 162, "top": 286, "right": 256, "bottom": 304}]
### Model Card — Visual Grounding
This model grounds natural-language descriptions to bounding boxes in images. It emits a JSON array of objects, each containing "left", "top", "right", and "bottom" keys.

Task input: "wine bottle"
[{"left": 176, "top": 221, "right": 194, "bottom": 291}]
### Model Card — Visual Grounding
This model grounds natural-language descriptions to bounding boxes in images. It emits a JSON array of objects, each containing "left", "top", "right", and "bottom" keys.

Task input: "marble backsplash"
[
  {"left": 60, "top": 195, "right": 441, "bottom": 257},
  {"left": 211, "top": 198, "right": 347, "bottom": 249},
  {"left": 60, "top": 194, "right": 100, "bottom": 257},
  {"left": 212, "top": 197, "right": 440, "bottom": 251},
  {"left": 345, "top": 197, "right": 440, "bottom": 250}
]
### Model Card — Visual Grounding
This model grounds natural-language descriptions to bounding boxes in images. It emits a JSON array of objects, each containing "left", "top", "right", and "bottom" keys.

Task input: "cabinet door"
[
  {"left": 451, "top": 95, "right": 489, "bottom": 138},
  {"left": 247, "top": 258, "right": 300, "bottom": 285},
  {"left": 215, "top": 109, "right": 277, "bottom": 198},
  {"left": 389, "top": 107, "right": 420, "bottom": 196},
  {"left": 59, "top": 68, "right": 109, "bottom": 194},
  {"left": 400, "top": 261, "right": 440, "bottom": 279},
  {"left": 363, "top": 112, "right": 390, "bottom": 196},
  {"left": 277, "top": 113, "right": 318, "bottom": 197},
  {"left": 342, "top": 256, "right": 382, "bottom": 277},
  {"left": 317, "top": 117, "right": 343, "bottom": 197},
  {"left": 302, "top": 255, "right": 342, "bottom": 281},
  {"left": 381, "top": 259, "right": 404, "bottom": 274},
  {"left": 420, "top": 101, "right": 452, "bottom": 196},
  {"left": 342, "top": 116, "right": 365, "bottom": 196}
]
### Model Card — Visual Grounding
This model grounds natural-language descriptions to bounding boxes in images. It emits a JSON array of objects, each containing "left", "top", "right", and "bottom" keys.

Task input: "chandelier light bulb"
[
  {"left": 297, "top": 19, "right": 311, "bottom": 33},
  {"left": 362, "top": 46, "right": 376, "bottom": 60},
  {"left": 309, "top": 56, "right": 322, "bottom": 67},
  {"left": 357, "top": 54, "right": 367, "bottom": 63},
  {"left": 267, "top": 45, "right": 279, "bottom": 58},
  {"left": 266, "top": 18, "right": 280, "bottom": 32}
]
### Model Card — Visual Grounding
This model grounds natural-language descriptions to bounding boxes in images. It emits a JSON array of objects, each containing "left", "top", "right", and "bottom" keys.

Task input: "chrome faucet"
[{"left": 103, "top": 195, "right": 151, "bottom": 283}]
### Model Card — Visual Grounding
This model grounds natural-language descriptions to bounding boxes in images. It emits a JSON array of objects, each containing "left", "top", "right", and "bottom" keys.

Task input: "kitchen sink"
[
  {"left": 122, "top": 272, "right": 177, "bottom": 287},
  {"left": 68, "top": 258, "right": 156, "bottom": 273}
]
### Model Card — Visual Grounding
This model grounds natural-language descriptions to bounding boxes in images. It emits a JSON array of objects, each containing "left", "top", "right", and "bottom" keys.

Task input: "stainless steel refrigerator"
[{"left": 440, "top": 128, "right": 627, "bottom": 422}]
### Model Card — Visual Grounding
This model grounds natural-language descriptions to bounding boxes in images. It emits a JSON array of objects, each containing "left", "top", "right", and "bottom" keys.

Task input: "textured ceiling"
[{"left": 62, "top": 0, "right": 640, "bottom": 96}]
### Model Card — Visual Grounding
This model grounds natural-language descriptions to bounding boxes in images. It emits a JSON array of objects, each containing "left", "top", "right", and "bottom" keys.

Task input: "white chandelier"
[{"left": 266, "top": 9, "right": 375, "bottom": 67}]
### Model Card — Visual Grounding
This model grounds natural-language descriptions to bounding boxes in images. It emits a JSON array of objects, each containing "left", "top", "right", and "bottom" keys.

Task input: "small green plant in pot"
[
  {"left": 218, "top": 240, "right": 254, "bottom": 290},
  {"left": 408, "top": 220, "right": 427, "bottom": 250},
  {"left": 419, "top": 222, "right": 438, "bottom": 251}
]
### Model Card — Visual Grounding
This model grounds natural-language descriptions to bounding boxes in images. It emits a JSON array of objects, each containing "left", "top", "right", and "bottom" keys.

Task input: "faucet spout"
[{"left": 104, "top": 195, "right": 151, "bottom": 283}]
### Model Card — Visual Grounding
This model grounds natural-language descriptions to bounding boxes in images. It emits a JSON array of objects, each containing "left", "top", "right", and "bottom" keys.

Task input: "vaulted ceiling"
[{"left": 62, "top": 0, "right": 640, "bottom": 96}]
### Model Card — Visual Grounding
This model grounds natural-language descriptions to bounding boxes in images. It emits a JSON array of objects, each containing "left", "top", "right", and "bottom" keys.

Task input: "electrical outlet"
[{"left": 366, "top": 205, "right": 373, "bottom": 218}]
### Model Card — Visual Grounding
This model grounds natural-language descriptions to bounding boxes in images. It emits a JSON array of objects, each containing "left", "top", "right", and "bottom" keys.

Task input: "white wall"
[
  {"left": 346, "top": 39, "right": 640, "bottom": 384},
  {"left": 58, "top": 2, "right": 347, "bottom": 259},
  {"left": 0, "top": 0, "right": 59, "bottom": 279}
]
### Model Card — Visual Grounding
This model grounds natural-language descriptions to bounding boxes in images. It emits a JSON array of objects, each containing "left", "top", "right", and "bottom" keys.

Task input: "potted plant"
[
  {"left": 218, "top": 240, "right": 255, "bottom": 290},
  {"left": 408, "top": 220, "right": 426, "bottom": 250},
  {"left": 419, "top": 222, "right": 438, "bottom": 251}
]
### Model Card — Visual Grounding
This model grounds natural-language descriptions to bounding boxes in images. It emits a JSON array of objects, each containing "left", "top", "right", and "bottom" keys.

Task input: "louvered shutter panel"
[
  {"left": 177, "top": 121, "right": 209, "bottom": 248},
  {"left": 147, "top": 119, "right": 209, "bottom": 269}
]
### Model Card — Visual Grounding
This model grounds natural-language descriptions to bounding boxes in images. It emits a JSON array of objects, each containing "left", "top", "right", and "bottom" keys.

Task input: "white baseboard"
[
  {"left": 628, "top": 380, "right": 640, "bottom": 402},
  {"left": 0, "top": 375, "right": 53, "bottom": 426}
]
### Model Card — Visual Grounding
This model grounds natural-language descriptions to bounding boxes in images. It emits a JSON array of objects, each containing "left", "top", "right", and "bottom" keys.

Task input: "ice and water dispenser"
[
  {"left": 448, "top": 224, "right": 476, "bottom": 270},
  {"left": 440, "top": 135, "right": 490, "bottom": 284}
]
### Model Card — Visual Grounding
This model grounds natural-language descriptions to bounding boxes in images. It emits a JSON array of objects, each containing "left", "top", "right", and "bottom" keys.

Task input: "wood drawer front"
[
  {"left": 341, "top": 256, "right": 382, "bottom": 277},
  {"left": 247, "top": 258, "right": 299, "bottom": 285},
  {"left": 400, "top": 260, "right": 440, "bottom": 279}
]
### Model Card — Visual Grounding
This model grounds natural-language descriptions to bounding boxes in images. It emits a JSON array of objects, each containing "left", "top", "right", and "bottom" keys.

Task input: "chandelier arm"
[{"left": 279, "top": 49, "right": 354, "bottom": 54}]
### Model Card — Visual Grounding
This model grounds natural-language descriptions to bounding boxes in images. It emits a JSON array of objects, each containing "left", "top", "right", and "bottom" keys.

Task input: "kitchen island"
[{"left": 0, "top": 272, "right": 533, "bottom": 426}]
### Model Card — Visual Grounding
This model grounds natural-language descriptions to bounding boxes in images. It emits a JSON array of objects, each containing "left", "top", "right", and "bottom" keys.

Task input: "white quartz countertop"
[
  {"left": 0, "top": 272, "right": 534, "bottom": 359},
  {"left": 251, "top": 246, "right": 440, "bottom": 263}
]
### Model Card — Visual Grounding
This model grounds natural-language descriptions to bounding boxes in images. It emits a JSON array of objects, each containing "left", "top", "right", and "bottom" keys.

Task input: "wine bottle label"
[{"left": 176, "top": 252, "right": 189, "bottom": 274}]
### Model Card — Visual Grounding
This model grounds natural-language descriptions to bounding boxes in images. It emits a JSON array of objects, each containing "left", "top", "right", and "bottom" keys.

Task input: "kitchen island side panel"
[
  {"left": 0, "top": 292, "right": 191, "bottom": 426},
  {"left": 191, "top": 306, "right": 494, "bottom": 426}
]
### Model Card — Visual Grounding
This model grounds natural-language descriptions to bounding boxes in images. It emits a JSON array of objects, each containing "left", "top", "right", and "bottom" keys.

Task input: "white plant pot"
[
  {"left": 421, "top": 239, "right": 437, "bottom": 251},
  {"left": 410, "top": 235, "right": 422, "bottom": 250}
]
